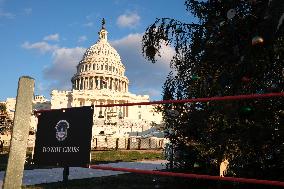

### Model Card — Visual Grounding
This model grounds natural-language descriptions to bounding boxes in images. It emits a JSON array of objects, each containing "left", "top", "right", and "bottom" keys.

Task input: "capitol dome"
[
  {"left": 71, "top": 19, "right": 129, "bottom": 93},
  {"left": 50, "top": 19, "right": 160, "bottom": 130}
]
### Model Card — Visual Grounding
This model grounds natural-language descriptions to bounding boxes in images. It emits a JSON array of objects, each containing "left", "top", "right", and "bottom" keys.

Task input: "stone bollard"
[{"left": 3, "top": 76, "right": 34, "bottom": 189}]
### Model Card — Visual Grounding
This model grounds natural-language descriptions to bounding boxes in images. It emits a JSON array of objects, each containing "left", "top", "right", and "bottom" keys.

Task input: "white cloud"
[
  {"left": 78, "top": 35, "right": 87, "bottom": 43},
  {"left": 23, "top": 8, "right": 32, "bottom": 15},
  {"left": 0, "top": 9, "right": 15, "bottom": 19},
  {"left": 116, "top": 12, "right": 140, "bottom": 28},
  {"left": 43, "top": 33, "right": 60, "bottom": 41},
  {"left": 84, "top": 22, "right": 94, "bottom": 27},
  {"left": 22, "top": 41, "right": 58, "bottom": 53},
  {"left": 22, "top": 38, "right": 85, "bottom": 92},
  {"left": 111, "top": 33, "right": 175, "bottom": 100},
  {"left": 43, "top": 47, "right": 86, "bottom": 90}
]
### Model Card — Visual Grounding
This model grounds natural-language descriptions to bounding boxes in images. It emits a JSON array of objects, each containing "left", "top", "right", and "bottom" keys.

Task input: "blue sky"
[{"left": 0, "top": 0, "right": 194, "bottom": 101}]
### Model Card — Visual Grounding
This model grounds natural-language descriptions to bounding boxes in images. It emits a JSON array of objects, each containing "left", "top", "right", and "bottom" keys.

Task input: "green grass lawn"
[{"left": 90, "top": 150, "right": 164, "bottom": 164}]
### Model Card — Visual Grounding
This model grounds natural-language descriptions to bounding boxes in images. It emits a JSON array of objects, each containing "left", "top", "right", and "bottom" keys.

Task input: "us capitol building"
[{"left": 3, "top": 20, "right": 162, "bottom": 137}]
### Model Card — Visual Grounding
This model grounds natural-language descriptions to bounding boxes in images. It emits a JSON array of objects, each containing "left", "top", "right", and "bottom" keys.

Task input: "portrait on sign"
[{"left": 55, "top": 120, "right": 70, "bottom": 142}]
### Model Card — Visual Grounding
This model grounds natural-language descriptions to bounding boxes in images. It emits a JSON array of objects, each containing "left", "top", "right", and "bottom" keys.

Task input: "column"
[
  {"left": 107, "top": 77, "right": 110, "bottom": 89},
  {"left": 118, "top": 80, "right": 120, "bottom": 91},
  {"left": 79, "top": 78, "right": 82, "bottom": 90},
  {"left": 87, "top": 77, "right": 90, "bottom": 90},
  {"left": 98, "top": 77, "right": 100, "bottom": 90},
  {"left": 126, "top": 103, "right": 128, "bottom": 117},
  {"left": 92, "top": 77, "right": 95, "bottom": 89},
  {"left": 96, "top": 77, "right": 98, "bottom": 89},
  {"left": 123, "top": 105, "right": 125, "bottom": 117},
  {"left": 82, "top": 78, "right": 85, "bottom": 90},
  {"left": 76, "top": 79, "right": 79, "bottom": 90},
  {"left": 112, "top": 78, "right": 114, "bottom": 90}
]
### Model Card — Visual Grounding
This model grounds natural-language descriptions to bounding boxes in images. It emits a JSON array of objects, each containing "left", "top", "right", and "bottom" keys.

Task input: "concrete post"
[{"left": 3, "top": 76, "right": 34, "bottom": 189}]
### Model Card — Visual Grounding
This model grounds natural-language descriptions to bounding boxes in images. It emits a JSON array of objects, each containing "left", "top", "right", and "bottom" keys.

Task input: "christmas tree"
[{"left": 143, "top": 0, "right": 284, "bottom": 179}]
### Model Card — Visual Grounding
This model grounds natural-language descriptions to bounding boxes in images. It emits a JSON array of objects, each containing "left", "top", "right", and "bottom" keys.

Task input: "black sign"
[{"left": 34, "top": 106, "right": 94, "bottom": 166}]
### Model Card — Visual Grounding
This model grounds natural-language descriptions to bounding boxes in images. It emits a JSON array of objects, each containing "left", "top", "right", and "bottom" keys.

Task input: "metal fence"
[
  {"left": 0, "top": 134, "right": 166, "bottom": 151},
  {"left": 91, "top": 136, "right": 166, "bottom": 150}
]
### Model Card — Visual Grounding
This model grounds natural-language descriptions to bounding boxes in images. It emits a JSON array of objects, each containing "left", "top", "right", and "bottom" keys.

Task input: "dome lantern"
[{"left": 99, "top": 18, "right": 108, "bottom": 41}]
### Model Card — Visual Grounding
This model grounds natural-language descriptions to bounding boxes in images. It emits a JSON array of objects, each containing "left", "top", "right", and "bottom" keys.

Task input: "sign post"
[
  {"left": 3, "top": 76, "right": 35, "bottom": 189},
  {"left": 63, "top": 166, "right": 69, "bottom": 185}
]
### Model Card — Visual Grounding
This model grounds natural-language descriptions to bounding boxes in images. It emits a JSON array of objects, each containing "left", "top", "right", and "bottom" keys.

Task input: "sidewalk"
[{"left": 0, "top": 160, "right": 168, "bottom": 187}]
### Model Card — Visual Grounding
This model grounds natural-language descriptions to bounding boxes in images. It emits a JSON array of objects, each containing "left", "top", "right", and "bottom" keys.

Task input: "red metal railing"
[{"left": 88, "top": 165, "right": 284, "bottom": 187}]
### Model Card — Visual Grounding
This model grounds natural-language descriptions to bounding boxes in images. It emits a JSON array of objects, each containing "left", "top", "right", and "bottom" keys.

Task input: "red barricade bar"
[
  {"left": 89, "top": 165, "right": 284, "bottom": 187},
  {"left": 33, "top": 93, "right": 284, "bottom": 113},
  {"left": 95, "top": 92, "right": 284, "bottom": 107}
]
